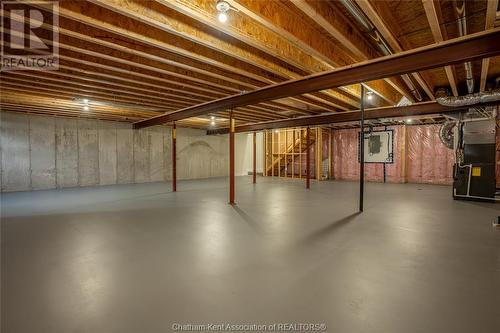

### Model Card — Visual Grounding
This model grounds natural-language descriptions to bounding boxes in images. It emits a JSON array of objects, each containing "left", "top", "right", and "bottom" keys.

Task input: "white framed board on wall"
[{"left": 358, "top": 129, "right": 394, "bottom": 163}]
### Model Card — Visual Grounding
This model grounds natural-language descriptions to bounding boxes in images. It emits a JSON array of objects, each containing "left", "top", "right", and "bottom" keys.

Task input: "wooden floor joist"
[
  {"left": 54, "top": 4, "right": 347, "bottom": 113},
  {"left": 354, "top": 0, "right": 435, "bottom": 100},
  {"left": 75, "top": 0, "right": 360, "bottom": 111},
  {"left": 8, "top": 9, "right": 318, "bottom": 119},
  {"left": 1, "top": 0, "right": 499, "bottom": 126},
  {"left": 134, "top": 28, "right": 500, "bottom": 128}
]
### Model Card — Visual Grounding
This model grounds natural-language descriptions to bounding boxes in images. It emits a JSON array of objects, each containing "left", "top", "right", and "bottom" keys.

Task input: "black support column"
[
  {"left": 172, "top": 121, "right": 177, "bottom": 192},
  {"left": 359, "top": 85, "right": 365, "bottom": 212}
]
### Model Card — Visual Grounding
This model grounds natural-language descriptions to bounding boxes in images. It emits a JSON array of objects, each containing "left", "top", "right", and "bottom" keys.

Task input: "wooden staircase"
[{"left": 266, "top": 131, "right": 316, "bottom": 177}]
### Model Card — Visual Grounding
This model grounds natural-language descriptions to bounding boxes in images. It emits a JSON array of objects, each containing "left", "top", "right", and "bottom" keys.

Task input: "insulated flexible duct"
[
  {"left": 436, "top": 88, "right": 500, "bottom": 107},
  {"left": 439, "top": 121, "right": 456, "bottom": 149}
]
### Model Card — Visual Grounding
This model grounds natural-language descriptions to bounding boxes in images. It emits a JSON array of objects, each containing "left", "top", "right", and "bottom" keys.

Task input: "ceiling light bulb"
[
  {"left": 211, "top": 121, "right": 215, "bottom": 126},
  {"left": 274, "top": 129, "right": 279, "bottom": 133},
  {"left": 406, "top": 118, "right": 413, "bottom": 123},
  {"left": 83, "top": 105, "right": 89, "bottom": 111},
  {"left": 210, "top": 116, "right": 215, "bottom": 120},
  {"left": 83, "top": 98, "right": 89, "bottom": 104},
  {"left": 366, "top": 91, "right": 373, "bottom": 100},
  {"left": 218, "top": 12, "right": 227, "bottom": 23}
]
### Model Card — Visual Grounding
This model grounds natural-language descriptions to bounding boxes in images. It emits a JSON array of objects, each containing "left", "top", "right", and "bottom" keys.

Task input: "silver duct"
[
  {"left": 439, "top": 121, "right": 456, "bottom": 149},
  {"left": 338, "top": 0, "right": 423, "bottom": 101},
  {"left": 436, "top": 88, "right": 500, "bottom": 107},
  {"left": 455, "top": 0, "right": 474, "bottom": 94},
  {"left": 397, "top": 96, "right": 411, "bottom": 106}
]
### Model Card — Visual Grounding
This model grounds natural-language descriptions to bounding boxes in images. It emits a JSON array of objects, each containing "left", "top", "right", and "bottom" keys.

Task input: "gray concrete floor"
[{"left": 1, "top": 177, "right": 499, "bottom": 333}]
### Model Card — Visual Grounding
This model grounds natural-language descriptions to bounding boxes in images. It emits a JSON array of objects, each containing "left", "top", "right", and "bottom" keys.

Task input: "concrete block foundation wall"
[{"left": 0, "top": 112, "right": 229, "bottom": 192}]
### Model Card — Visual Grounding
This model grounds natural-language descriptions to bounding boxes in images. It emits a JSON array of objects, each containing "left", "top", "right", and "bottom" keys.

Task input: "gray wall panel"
[
  {"left": 1, "top": 113, "right": 232, "bottom": 192},
  {"left": 55, "top": 118, "right": 78, "bottom": 188},
  {"left": 177, "top": 128, "right": 228, "bottom": 180},
  {"left": 99, "top": 122, "right": 117, "bottom": 185},
  {"left": 29, "top": 115, "right": 56, "bottom": 190},
  {"left": 1, "top": 113, "right": 30, "bottom": 191},
  {"left": 163, "top": 127, "right": 172, "bottom": 181},
  {"left": 116, "top": 123, "right": 134, "bottom": 184},
  {"left": 149, "top": 127, "right": 164, "bottom": 182},
  {"left": 78, "top": 119, "right": 99, "bottom": 186},
  {"left": 133, "top": 129, "right": 150, "bottom": 183}
]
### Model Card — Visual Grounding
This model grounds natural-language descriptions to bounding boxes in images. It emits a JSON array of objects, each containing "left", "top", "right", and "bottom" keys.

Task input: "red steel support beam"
[
  {"left": 206, "top": 101, "right": 494, "bottom": 135},
  {"left": 229, "top": 111, "right": 235, "bottom": 205},
  {"left": 134, "top": 28, "right": 500, "bottom": 129},
  {"left": 306, "top": 127, "right": 311, "bottom": 189},
  {"left": 253, "top": 131, "right": 257, "bottom": 184},
  {"left": 172, "top": 122, "right": 177, "bottom": 192}
]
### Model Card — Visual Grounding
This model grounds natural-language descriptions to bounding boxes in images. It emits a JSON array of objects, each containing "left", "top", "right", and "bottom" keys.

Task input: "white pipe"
[{"left": 455, "top": 0, "right": 474, "bottom": 94}]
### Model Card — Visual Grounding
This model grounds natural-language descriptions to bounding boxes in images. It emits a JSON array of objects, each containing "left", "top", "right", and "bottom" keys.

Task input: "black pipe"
[
  {"left": 360, "top": 85, "right": 365, "bottom": 212},
  {"left": 383, "top": 125, "right": 387, "bottom": 183}
]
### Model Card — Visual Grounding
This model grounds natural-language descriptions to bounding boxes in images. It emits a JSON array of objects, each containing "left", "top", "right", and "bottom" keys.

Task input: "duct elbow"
[{"left": 480, "top": 90, "right": 500, "bottom": 103}]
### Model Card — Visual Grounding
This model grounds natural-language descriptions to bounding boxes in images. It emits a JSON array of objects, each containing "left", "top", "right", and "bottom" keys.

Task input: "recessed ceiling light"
[
  {"left": 218, "top": 12, "right": 227, "bottom": 23},
  {"left": 216, "top": 0, "right": 230, "bottom": 23},
  {"left": 83, "top": 99, "right": 89, "bottom": 104},
  {"left": 83, "top": 105, "right": 89, "bottom": 111},
  {"left": 210, "top": 116, "right": 215, "bottom": 120}
]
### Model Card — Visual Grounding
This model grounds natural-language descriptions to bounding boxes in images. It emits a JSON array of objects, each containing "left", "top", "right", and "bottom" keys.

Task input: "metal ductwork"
[
  {"left": 439, "top": 121, "right": 457, "bottom": 149},
  {"left": 436, "top": 88, "right": 500, "bottom": 107},
  {"left": 396, "top": 96, "right": 411, "bottom": 106},
  {"left": 338, "top": 0, "right": 423, "bottom": 101},
  {"left": 455, "top": 0, "right": 474, "bottom": 94}
]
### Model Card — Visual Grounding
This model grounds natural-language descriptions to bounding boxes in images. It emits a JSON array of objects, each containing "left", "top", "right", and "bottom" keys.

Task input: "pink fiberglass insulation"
[
  {"left": 332, "top": 127, "right": 405, "bottom": 183},
  {"left": 332, "top": 128, "right": 360, "bottom": 181},
  {"left": 406, "top": 124, "right": 455, "bottom": 185},
  {"left": 332, "top": 125, "right": 454, "bottom": 184},
  {"left": 385, "top": 126, "right": 405, "bottom": 183}
]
